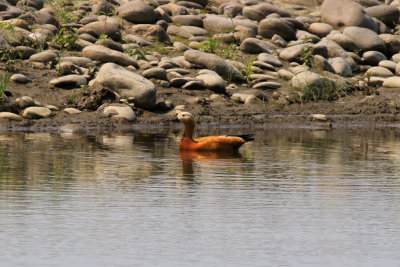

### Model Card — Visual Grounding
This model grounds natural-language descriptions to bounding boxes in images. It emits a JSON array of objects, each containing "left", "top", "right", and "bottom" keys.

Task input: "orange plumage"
[{"left": 172, "top": 112, "right": 254, "bottom": 152}]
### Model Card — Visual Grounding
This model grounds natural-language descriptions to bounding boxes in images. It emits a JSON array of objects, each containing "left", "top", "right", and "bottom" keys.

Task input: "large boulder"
[
  {"left": 91, "top": 63, "right": 156, "bottom": 109},
  {"left": 321, "top": 0, "right": 378, "bottom": 31},
  {"left": 184, "top": 50, "right": 245, "bottom": 82},
  {"left": 78, "top": 20, "right": 121, "bottom": 41},
  {"left": 117, "top": 0, "right": 156, "bottom": 24}
]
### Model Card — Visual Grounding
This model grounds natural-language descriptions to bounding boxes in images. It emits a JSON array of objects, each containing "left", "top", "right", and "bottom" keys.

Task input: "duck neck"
[{"left": 183, "top": 120, "right": 195, "bottom": 140}]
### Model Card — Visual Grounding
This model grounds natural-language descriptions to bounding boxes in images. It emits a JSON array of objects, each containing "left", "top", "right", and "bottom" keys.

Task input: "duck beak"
[{"left": 170, "top": 117, "right": 180, "bottom": 122}]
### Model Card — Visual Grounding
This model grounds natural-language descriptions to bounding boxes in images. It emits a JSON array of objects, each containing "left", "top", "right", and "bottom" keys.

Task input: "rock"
[
  {"left": 312, "top": 114, "right": 329, "bottom": 121},
  {"left": 82, "top": 45, "right": 138, "bottom": 67},
  {"left": 315, "top": 38, "right": 357, "bottom": 70},
  {"left": 172, "top": 15, "right": 203, "bottom": 27},
  {"left": 170, "top": 77, "right": 193, "bottom": 87},
  {"left": 196, "top": 70, "right": 226, "bottom": 93},
  {"left": 308, "top": 23, "right": 333, "bottom": 38},
  {"left": 182, "top": 80, "right": 205, "bottom": 90},
  {"left": 279, "top": 43, "right": 310, "bottom": 62},
  {"left": 129, "top": 24, "right": 171, "bottom": 43},
  {"left": 49, "top": 75, "right": 87, "bottom": 89},
  {"left": 62, "top": 56, "right": 96, "bottom": 68},
  {"left": 11, "top": 46, "right": 36, "bottom": 59},
  {"left": 10, "top": 73, "right": 31, "bottom": 84},
  {"left": 16, "top": 96, "right": 35, "bottom": 109},
  {"left": 326, "top": 31, "right": 360, "bottom": 52},
  {"left": 365, "top": 66, "right": 393, "bottom": 77},
  {"left": 142, "top": 67, "right": 167, "bottom": 80},
  {"left": 78, "top": 20, "right": 121, "bottom": 41},
  {"left": 321, "top": 0, "right": 377, "bottom": 31},
  {"left": 22, "top": 107, "right": 51, "bottom": 119},
  {"left": 312, "top": 55, "right": 335, "bottom": 73},
  {"left": 242, "top": 3, "right": 291, "bottom": 21},
  {"left": 180, "top": 26, "right": 208, "bottom": 36},
  {"left": 231, "top": 93, "right": 257, "bottom": 104},
  {"left": 167, "top": 25, "right": 194, "bottom": 39},
  {"left": 362, "top": 50, "right": 387, "bottom": 66},
  {"left": 173, "top": 41, "right": 190, "bottom": 52},
  {"left": 259, "top": 18, "right": 296, "bottom": 41},
  {"left": 0, "top": 112, "right": 23, "bottom": 121},
  {"left": 291, "top": 71, "right": 326, "bottom": 89},
  {"left": 95, "top": 39, "right": 123, "bottom": 52},
  {"left": 117, "top": 0, "right": 156, "bottom": 24},
  {"left": 29, "top": 50, "right": 58, "bottom": 65},
  {"left": 240, "top": 38, "right": 277, "bottom": 54},
  {"left": 252, "top": 82, "right": 281, "bottom": 90},
  {"left": 56, "top": 61, "right": 83, "bottom": 75},
  {"left": 379, "top": 34, "right": 400, "bottom": 56},
  {"left": 203, "top": 15, "right": 235, "bottom": 33},
  {"left": 365, "top": 4, "right": 399, "bottom": 27},
  {"left": 278, "top": 69, "right": 294, "bottom": 80},
  {"left": 383, "top": 76, "right": 400, "bottom": 87},
  {"left": 343, "top": 26, "right": 385, "bottom": 53},
  {"left": 125, "top": 34, "right": 152, "bottom": 46},
  {"left": 328, "top": 57, "right": 352, "bottom": 76},
  {"left": 91, "top": 63, "right": 156, "bottom": 109},
  {"left": 256, "top": 53, "right": 283, "bottom": 67},
  {"left": 253, "top": 61, "right": 275, "bottom": 71},
  {"left": 63, "top": 108, "right": 82, "bottom": 114},
  {"left": 296, "top": 30, "right": 321, "bottom": 43},
  {"left": 103, "top": 104, "right": 137, "bottom": 122},
  {"left": 378, "top": 60, "right": 397, "bottom": 72},
  {"left": 184, "top": 50, "right": 245, "bottom": 82}
]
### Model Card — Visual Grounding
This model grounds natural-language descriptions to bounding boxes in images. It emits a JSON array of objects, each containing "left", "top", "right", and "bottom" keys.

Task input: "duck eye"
[{"left": 182, "top": 114, "right": 185, "bottom": 117}]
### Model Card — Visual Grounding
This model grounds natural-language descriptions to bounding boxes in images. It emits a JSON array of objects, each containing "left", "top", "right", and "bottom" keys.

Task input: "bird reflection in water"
[{"left": 179, "top": 150, "right": 245, "bottom": 183}]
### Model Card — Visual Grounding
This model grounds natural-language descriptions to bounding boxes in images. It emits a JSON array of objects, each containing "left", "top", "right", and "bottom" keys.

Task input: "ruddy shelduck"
[{"left": 171, "top": 112, "right": 254, "bottom": 152}]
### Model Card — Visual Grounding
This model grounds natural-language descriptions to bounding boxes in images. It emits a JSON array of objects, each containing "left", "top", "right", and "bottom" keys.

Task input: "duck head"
[{"left": 172, "top": 112, "right": 195, "bottom": 139}]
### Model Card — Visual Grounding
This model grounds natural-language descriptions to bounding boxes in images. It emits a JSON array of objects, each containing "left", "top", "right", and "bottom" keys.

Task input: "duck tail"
[{"left": 237, "top": 134, "right": 255, "bottom": 142}]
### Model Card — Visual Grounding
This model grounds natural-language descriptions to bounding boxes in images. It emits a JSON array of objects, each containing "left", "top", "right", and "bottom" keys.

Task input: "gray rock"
[
  {"left": 49, "top": 75, "right": 87, "bottom": 89},
  {"left": 240, "top": 38, "right": 277, "bottom": 54},
  {"left": 103, "top": 104, "right": 137, "bottom": 122},
  {"left": 82, "top": 45, "right": 138, "bottom": 67},
  {"left": 10, "top": 73, "right": 31, "bottom": 84},
  {"left": 29, "top": 50, "right": 58, "bottom": 64},
  {"left": 259, "top": 18, "right": 296, "bottom": 41},
  {"left": 56, "top": 61, "right": 83, "bottom": 75},
  {"left": 128, "top": 24, "right": 171, "bottom": 43},
  {"left": 182, "top": 80, "right": 206, "bottom": 90},
  {"left": 253, "top": 61, "right": 275, "bottom": 71},
  {"left": 378, "top": 60, "right": 397, "bottom": 72},
  {"left": 196, "top": 70, "right": 226, "bottom": 93},
  {"left": 326, "top": 31, "right": 359, "bottom": 52},
  {"left": 279, "top": 43, "right": 310, "bottom": 62},
  {"left": 365, "top": 66, "right": 393, "bottom": 77},
  {"left": 379, "top": 34, "right": 400, "bottom": 56},
  {"left": 91, "top": 63, "right": 156, "bottom": 109},
  {"left": 16, "top": 96, "right": 35, "bottom": 109},
  {"left": 312, "top": 55, "right": 335, "bottom": 73},
  {"left": 184, "top": 50, "right": 245, "bottom": 82},
  {"left": 78, "top": 20, "right": 121, "bottom": 41},
  {"left": 142, "top": 67, "right": 167, "bottom": 80},
  {"left": 22, "top": 107, "right": 51, "bottom": 119},
  {"left": 308, "top": 23, "right": 333, "bottom": 38},
  {"left": 257, "top": 53, "right": 283, "bottom": 67},
  {"left": 321, "top": 0, "right": 378, "bottom": 31},
  {"left": 173, "top": 41, "right": 190, "bottom": 52},
  {"left": 365, "top": 4, "right": 400, "bottom": 27},
  {"left": 296, "top": 30, "right": 321, "bottom": 43},
  {"left": 172, "top": 15, "right": 203, "bottom": 27},
  {"left": 62, "top": 56, "right": 96, "bottom": 68},
  {"left": 63, "top": 108, "right": 82, "bottom": 114},
  {"left": 252, "top": 81, "right": 281, "bottom": 90},
  {"left": 124, "top": 34, "right": 152, "bottom": 46},
  {"left": 328, "top": 57, "right": 352, "bottom": 76},
  {"left": 167, "top": 25, "right": 194, "bottom": 39},
  {"left": 117, "top": 0, "right": 156, "bottom": 24},
  {"left": 362, "top": 50, "right": 387, "bottom": 66},
  {"left": 180, "top": 26, "right": 208, "bottom": 36},
  {"left": 242, "top": 3, "right": 291, "bottom": 21},
  {"left": 278, "top": 69, "right": 294, "bottom": 80},
  {"left": 291, "top": 71, "right": 325, "bottom": 89},
  {"left": 383, "top": 76, "right": 400, "bottom": 87},
  {"left": 343, "top": 26, "right": 385, "bottom": 53}
]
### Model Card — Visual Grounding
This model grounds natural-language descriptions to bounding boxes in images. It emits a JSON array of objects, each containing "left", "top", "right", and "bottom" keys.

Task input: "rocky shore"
[{"left": 2, "top": 0, "right": 400, "bottom": 131}]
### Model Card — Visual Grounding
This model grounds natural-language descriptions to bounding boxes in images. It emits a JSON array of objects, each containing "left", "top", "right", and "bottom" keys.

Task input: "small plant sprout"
[
  {"left": 0, "top": 74, "right": 10, "bottom": 101},
  {"left": 241, "top": 56, "right": 257, "bottom": 83}
]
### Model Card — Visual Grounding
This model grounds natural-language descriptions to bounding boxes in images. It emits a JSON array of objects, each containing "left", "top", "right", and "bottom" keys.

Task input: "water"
[{"left": 0, "top": 127, "right": 400, "bottom": 267}]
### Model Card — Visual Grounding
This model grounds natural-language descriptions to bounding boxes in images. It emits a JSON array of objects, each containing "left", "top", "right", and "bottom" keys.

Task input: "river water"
[{"left": 0, "top": 127, "right": 399, "bottom": 266}]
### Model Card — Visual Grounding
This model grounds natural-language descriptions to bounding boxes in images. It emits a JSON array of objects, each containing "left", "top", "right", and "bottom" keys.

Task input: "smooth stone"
[
  {"left": 308, "top": 23, "right": 333, "bottom": 38},
  {"left": 172, "top": 15, "right": 203, "bottom": 27},
  {"left": 103, "top": 104, "right": 137, "bottom": 122},
  {"left": 253, "top": 61, "right": 275, "bottom": 71},
  {"left": 279, "top": 43, "right": 310, "bottom": 62},
  {"left": 365, "top": 4, "right": 400, "bottom": 27},
  {"left": 78, "top": 20, "right": 121, "bottom": 41},
  {"left": 91, "top": 63, "right": 156, "bottom": 109},
  {"left": 363, "top": 51, "right": 387, "bottom": 66},
  {"left": 142, "top": 67, "right": 167, "bottom": 80},
  {"left": 242, "top": 3, "right": 291, "bottom": 22},
  {"left": 167, "top": 25, "right": 194, "bottom": 39},
  {"left": 365, "top": 66, "right": 393, "bottom": 77},
  {"left": 296, "top": 30, "right": 321, "bottom": 43},
  {"left": 252, "top": 82, "right": 281, "bottom": 90},
  {"left": 180, "top": 26, "right": 208, "bottom": 36},
  {"left": 173, "top": 41, "right": 190, "bottom": 52},
  {"left": 312, "top": 55, "right": 335, "bottom": 73},
  {"left": 291, "top": 71, "right": 325, "bottom": 89},
  {"left": 378, "top": 60, "right": 397, "bottom": 72},
  {"left": 343, "top": 26, "right": 386, "bottom": 53},
  {"left": 256, "top": 53, "right": 283, "bottom": 67},
  {"left": 16, "top": 96, "right": 35, "bottom": 108},
  {"left": 125, "top": 34, "right": 152, "bottom": 46},
  {"left": 184, "top": 50, "right": 245, "bottom": 82},
  {"left": 258, "top": 18, "right": 296, "bottom": 41},
  {"left": 196, "top": 70, "right": 226, "bottom": 93},
  {"left": 231, "top": 93, "right": 257, "bottom": 105},
  {"left": 49, "top": 75, "right": 87, "bottom": 89},
  {"left": 170, "top": 78, "right": 192, "bottom": 87},
  {"left": 379, "top": 34, "right": 400, "bottom": 56},
  {"left": 240, "top": 38, "right": 277, "bottom": 54},
  {"left": 10, "top": 73, "right": 31, "bottom": 84},
  {"left": 182, "top": 80, "right": 206, "bottom": 90},
  {"left": 22, "top": 107, "right": 51, "bottom": 119},
  {"left": 82, "top": 45, "right": 138, "bottom": 67},
  {"left": 392, "top": 53, "right": 400, "bottom": 63},
  {"left": 29, "top": 50, "right": 58, "bottom": 64},
  {"left": 62, "top": 56, "right": 96, "bottom": 68},
  {"left": 383, "top": 76, "right": 400, "bottom": 87},
  {"left": 326, "top": 31, "right": 359, "bottom": 52},
  {"left": 312, "top": 114, "right": 329, "bottom": 121},
  {"left": 321, "top": 0, "right": 377, "bottom": 31},
  {"left": 117, "top": 0, "right": 156, "bottom": 24},
  {"left": 249, "top": 74, "right": 277, "bottom": 81},
  {"left": 328, "top": 57, "right": 352, "bottom": 76},
  {"left": 56, "top": 62, "right": 83, "bottom": 75},
  {"left": 63, "top": 108, "right": 82, "bottom": 114},
  {"left": 128, "top": 24, "right": 171, "bottom": 44},
  {"left": 0, "top": 112, "right": 23, "bottom": 121},
  {"left": 278, "top": 69, "right": 294, "bottom": 80}
]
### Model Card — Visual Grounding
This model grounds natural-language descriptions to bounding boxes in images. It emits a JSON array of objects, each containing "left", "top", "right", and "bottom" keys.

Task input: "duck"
[{"left": 171, "top": 112, "right": 254, "bottom": 152}]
